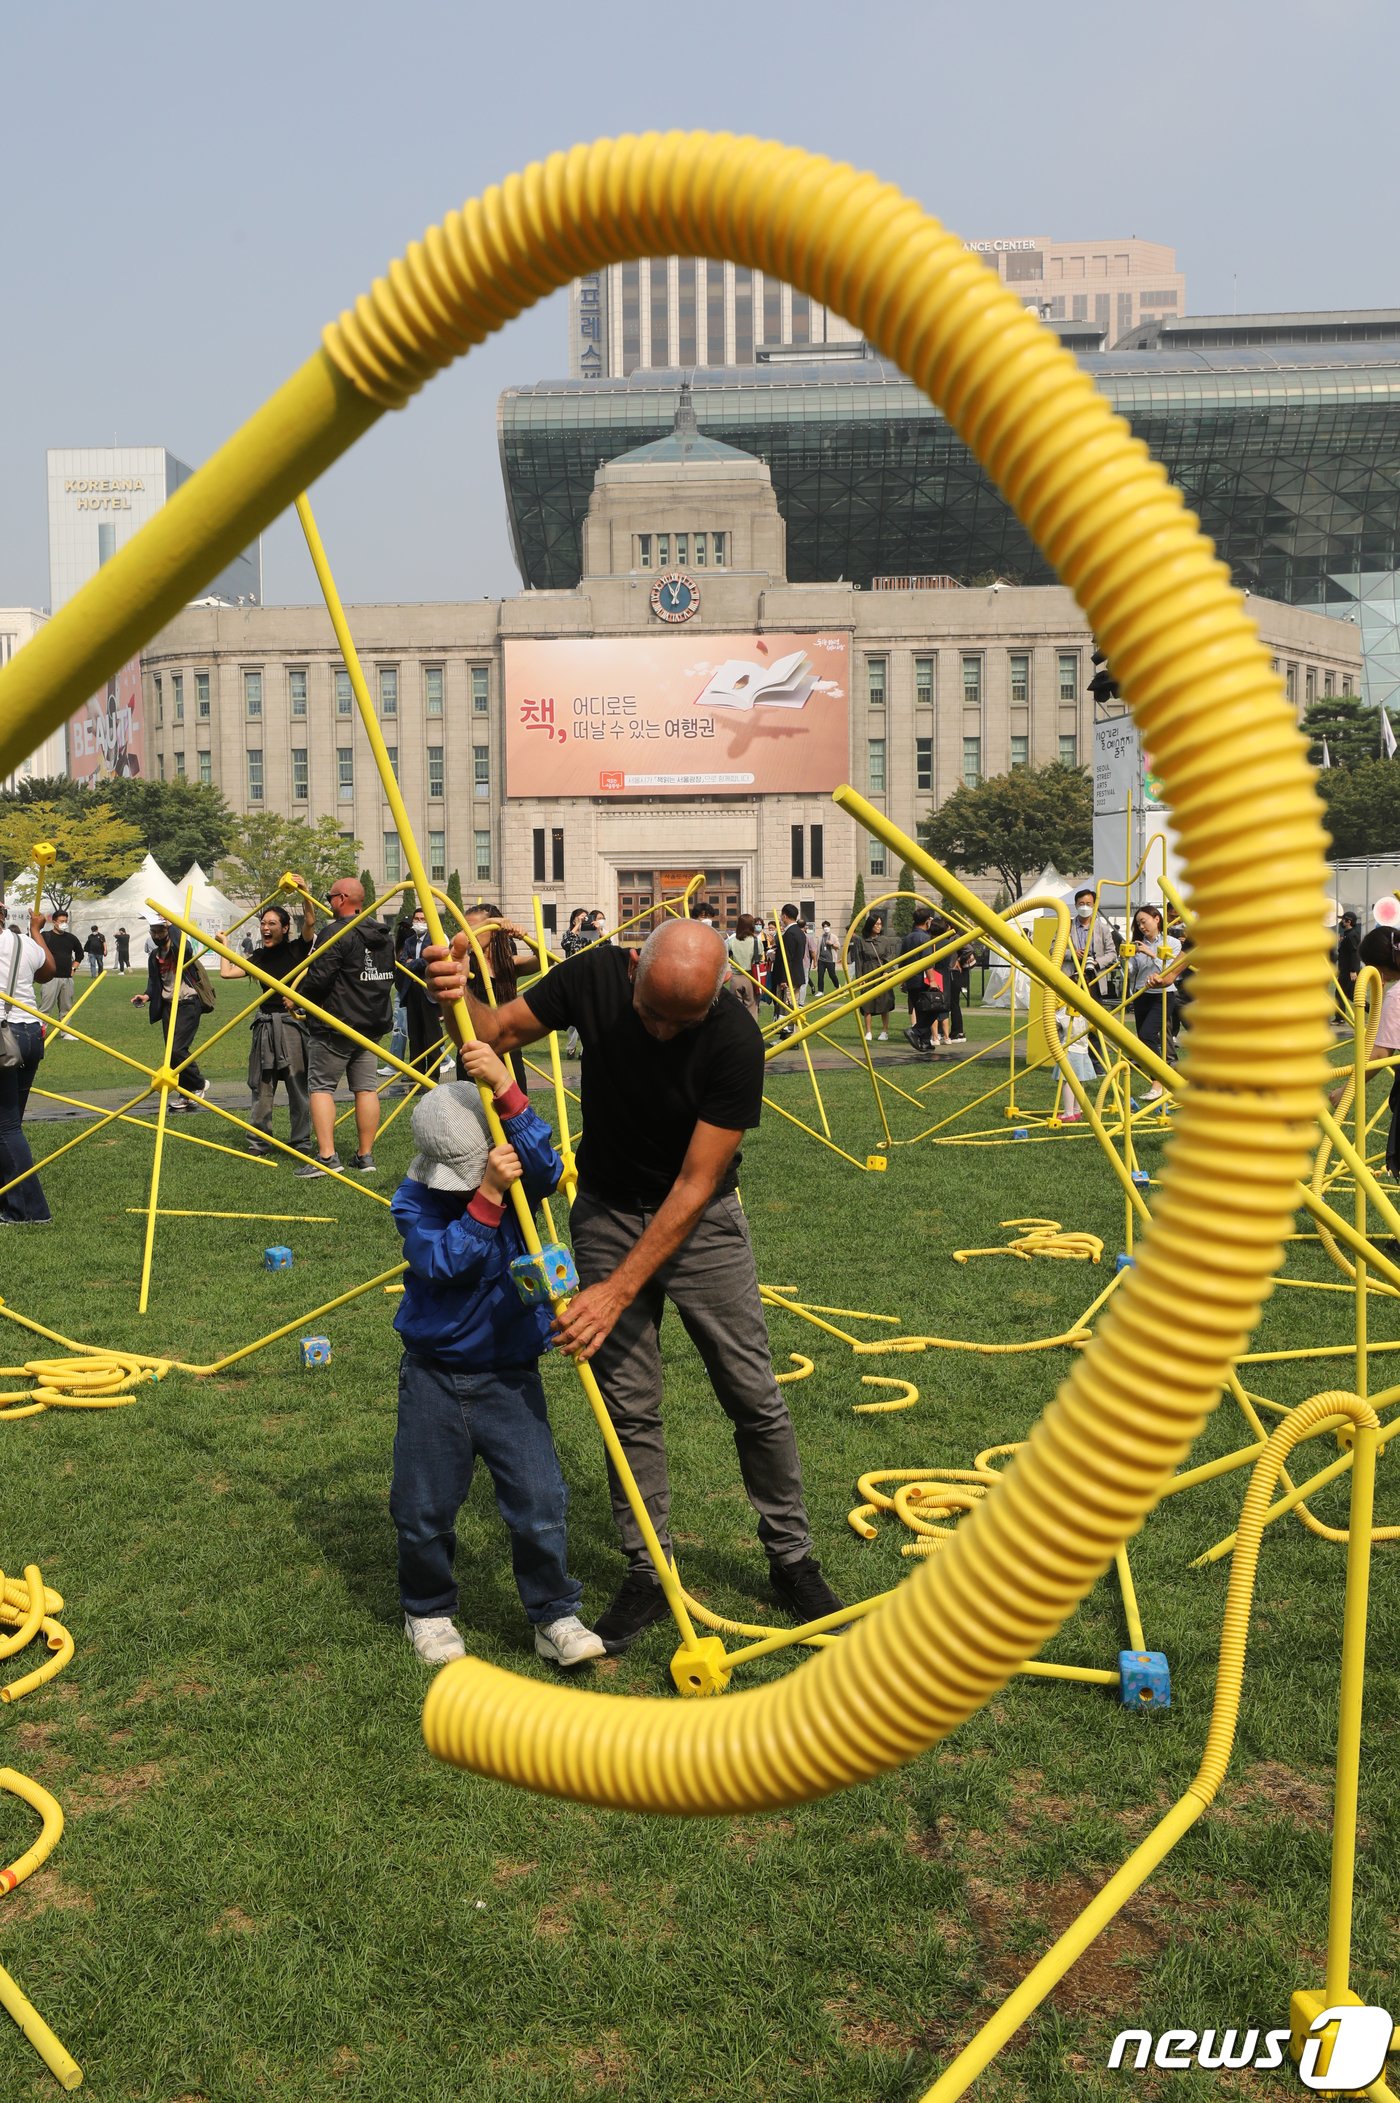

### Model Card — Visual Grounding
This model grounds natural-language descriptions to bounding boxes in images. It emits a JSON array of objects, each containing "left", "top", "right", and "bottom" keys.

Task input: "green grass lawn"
[{"left": 3, "top": 1006, "right": 1397, "bottom": 2103}]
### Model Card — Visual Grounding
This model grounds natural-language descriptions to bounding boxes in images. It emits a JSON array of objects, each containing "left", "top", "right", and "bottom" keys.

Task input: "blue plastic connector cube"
[
  {"left": 509, "top": 1242, "right": 580, "bottom": 1306},
  {"left": 298, "top": 1335, "right": 332, "bottom": 1369},
  {"left": 1013, "top": 1127, "right": 1028, "bottom": 1140},
  {"left": 264, "top": 1245, "right": 293, "bottom": 1270},
  {"left": 1130, "top": 1170, "right": 1151, "bottom": 1190},
  {"left": 1115, "top": 1252, "right": 1136, "bottom": 1272},
  {"left": 1118, "top": 1649, "right": 1171, "bottom": 1710}
]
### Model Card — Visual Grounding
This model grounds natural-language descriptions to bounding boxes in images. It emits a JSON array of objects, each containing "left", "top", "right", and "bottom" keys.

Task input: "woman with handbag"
[
  {"left": 852, "top": 911, "right": 898, "bottom": 1042},
  {"left": 0, "top": 899, "right": 57, "bottom": 1224}
]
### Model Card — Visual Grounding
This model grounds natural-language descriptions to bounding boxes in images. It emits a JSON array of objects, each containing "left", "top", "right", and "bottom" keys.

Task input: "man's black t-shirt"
[
  {"left": 523, "top": 945, "right": 764, "bottom": 1205},
  {"left": 46, "top": 930, "right": 84, "bottom": 979},
  {"left": 249, "top": 936, "right": 311, "bottom": 1015},
  {"left": 771, "top": 920, "right": 807, "bottom": 994}
]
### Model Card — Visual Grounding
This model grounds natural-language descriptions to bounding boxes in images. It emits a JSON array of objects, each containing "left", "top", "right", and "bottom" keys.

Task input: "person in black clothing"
[
  {"left": 131, "top": 920, "right": 214, "bottom": 1110},
  {"left": 897, "top": 906, "right": 938, "bottom": 1047},
  {"left": 297, "top": 876, "right": 397, "bottom": 1177},
  {"left": 396, "top": 905, "right": 443, "bottom": 1088},
  {"left": 241, "top": 880, "right": 316, "bottom": 1157},
  {"left": 83, "top": 926, "right": 106, "bottom": 977},
  {"left": 1335, "top": 912, "right": 1362, "bottom": 1023},
  {"left": 37, "top": 912, "right": 83, "bottom": 1036},
  {"left": 114, "top": 925, "right": 131, "bottom": 975},
  {"left": 425, "top": 916, "right": 844, "bottom": 1651},
  {"left": 813, "top": 921, "right": 840, "bottom": 997},
  {"left": 768, "top": 903, "right": 808, "bottom": 1037},
  {"left": 462, "top": 903, "right": 535, "bottom": 1090}
]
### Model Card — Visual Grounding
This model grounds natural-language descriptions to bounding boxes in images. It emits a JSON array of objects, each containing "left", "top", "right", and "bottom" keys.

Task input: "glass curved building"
[{"left": 499, "top": 345, "right": 1400, "bottom": 708}]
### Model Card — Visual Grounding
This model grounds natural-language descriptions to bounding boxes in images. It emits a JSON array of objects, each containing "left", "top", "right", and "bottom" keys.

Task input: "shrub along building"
[{"left": 141, "top": 391, "right": 1358, "bottom": 930}]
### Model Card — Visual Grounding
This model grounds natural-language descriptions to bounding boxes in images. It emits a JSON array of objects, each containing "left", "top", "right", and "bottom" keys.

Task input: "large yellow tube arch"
[{"left": 0, "top": 133, "right": 1333, "bottom": 1816}]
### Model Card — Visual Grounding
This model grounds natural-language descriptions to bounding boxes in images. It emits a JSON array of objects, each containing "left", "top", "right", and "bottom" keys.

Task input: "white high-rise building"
[
  {"left": 0, "top": 609, "right": 62, "bottom": 790},
  {"left": 567, "top": 260, "right": 862, "bottom": 379}
]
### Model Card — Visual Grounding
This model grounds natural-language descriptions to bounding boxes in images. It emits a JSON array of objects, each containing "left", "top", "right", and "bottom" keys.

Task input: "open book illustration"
[{"left": 694, "top": 649, "right": 818, "bottom": 712}]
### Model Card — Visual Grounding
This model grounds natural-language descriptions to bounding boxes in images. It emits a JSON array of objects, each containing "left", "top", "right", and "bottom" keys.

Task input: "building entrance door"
[
  {"left": 616, "top": 870, "right": 655, "bottom": 938},
  {"left": 656, "top": 867, "right": 743, "bottom": 927}
]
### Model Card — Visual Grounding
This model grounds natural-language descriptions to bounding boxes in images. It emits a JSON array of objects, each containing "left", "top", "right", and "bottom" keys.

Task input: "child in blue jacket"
[{"left": 390, "top": 1039, "right": 603, "bottom": 1670}]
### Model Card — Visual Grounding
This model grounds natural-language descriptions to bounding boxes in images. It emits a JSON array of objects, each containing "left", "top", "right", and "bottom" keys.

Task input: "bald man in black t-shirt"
[{"left": 427, "top": 917, "right": 843, "bottom": 1653}]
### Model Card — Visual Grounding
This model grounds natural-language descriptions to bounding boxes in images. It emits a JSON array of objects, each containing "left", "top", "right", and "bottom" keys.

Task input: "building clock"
[{"left": 649, "top": 571, "right": 700, "bottom": 624}]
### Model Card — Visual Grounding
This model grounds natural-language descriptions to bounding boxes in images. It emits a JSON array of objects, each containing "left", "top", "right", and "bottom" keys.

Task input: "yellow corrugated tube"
[{"left": 0, "top": 134, "right": 1333, "bottom": 1817}]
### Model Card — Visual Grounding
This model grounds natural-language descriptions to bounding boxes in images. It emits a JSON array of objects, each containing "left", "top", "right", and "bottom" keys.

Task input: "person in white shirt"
[{"left": 0, "top": 897, "right": 57, "bottom": 1224}]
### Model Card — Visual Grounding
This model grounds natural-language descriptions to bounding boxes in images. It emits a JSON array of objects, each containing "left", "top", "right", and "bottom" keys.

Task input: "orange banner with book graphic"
[{"left": 504, "top": 632, "right": 850, "bottom": 796}]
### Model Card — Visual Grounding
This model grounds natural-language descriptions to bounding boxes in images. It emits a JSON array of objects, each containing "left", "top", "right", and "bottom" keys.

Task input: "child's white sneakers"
[
  {"left": 404, "top": 1613, "right": 467, "bottom": 1665},
  {"left": 534, "top": 1614, "right": 606, "bottom": 1668}
]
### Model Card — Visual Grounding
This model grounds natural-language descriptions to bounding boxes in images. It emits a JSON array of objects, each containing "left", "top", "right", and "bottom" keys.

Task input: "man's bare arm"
[
  {"left": 424, "top": 937, "right": 551, "bottom": 1054},
  {"left": 552, "top": 1122, "right": 743, "bottom": 1362}
]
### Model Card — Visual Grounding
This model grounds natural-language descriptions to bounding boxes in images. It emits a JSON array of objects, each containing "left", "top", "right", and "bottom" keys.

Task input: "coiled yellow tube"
[{"left": 0, "top": 134, "right": 1333, "bottom": 1816}]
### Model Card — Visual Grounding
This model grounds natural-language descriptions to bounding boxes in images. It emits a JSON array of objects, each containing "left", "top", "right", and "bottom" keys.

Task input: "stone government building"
[{"left": 143, "top": 398, "right": 1359, "bottom": 931}]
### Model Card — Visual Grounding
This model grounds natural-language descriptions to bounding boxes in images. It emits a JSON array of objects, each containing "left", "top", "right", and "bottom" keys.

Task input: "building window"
[
  {"left": 532, "top": 828, "right": 546, "bottom": 884},
  {"left": 867, "top": 656, "right": 887, "bottom": 707},
  {"left": 1342, "top": 675, "right": 1353, "bottom": 696},
  {"left": 428, "top": 832, "right": 446, "bottom": 884},
  {"left": 1324, "top": 670, "right": 1335, "bottom": 698},
  {"left": 810, "top": 823, "right": 824, "bottom": 880},
  {"left": 424, "top": 666, "right": 444, "bottom": 716},
  {"left": 155, "top": 673, "right": 163, "bottom": 725},
  {"left": 385, "top": 745, "right": 398, "bottom": 778},
  {"left": 428, "top": 746, "right": 444, "bottom": 799},
  {"left": 335, "top": 668, "right": 353, "bottom": 716},
  {"left": 198, "top": 750, "right": 212, "bottom": 786},
  {"left": 916, "top": 737, "right": 933, "bottom": 791},
  {"left": 963, "top": 736, "right": 981, "bottom": 787},
  {"left": 195, "top": 670, "right": 210, "bottom": 719},
  {"left": 961, "top": 655, "right": 982, "bottom": 707},
  {"left": 474, "top": 829, "right": 491, "bottom": 882},
  {"left": 638, "top": 533, "right": 652, "bottom": 568},
  {"left": 384, "top": 833, "right": 401, "bottom": 886},
  {"left": 247, "top": 748, "right": 264, "bottom": 802},
  {"left": 869, "top": 838, "right": 886, "bottom": 877},
  {"left": 337, "top": 747, "right": 353, "bottom": 802},
  {"left": 791, "top": 824, "right": 805, "bottom": 880},
  {"left": 288, "top": 667, "right": 307, "bottom": 717},
  {"left": 378, "top": 665, "right": 398, "bottom": 716},
  {"left": 551, "top": 827, "right": 565, "bottom": 883},
  {"left": 1010, "top": 653, "right": 1030, "bottom": 705},
  {"left": 292, "top": 748, "right": 308, "bottom": 801},
  {"left": 915, "top": 656, "right": 934, "bottom": 708},
  {"left": 713, "top": 531, "right": 726, "bottom": 567},
  {"left": 1285, "top": 663, "right": 1298, "bottom": 704},
  {"left": 157, "top": 752, "right": 165, "bottom": 780},
  {"left": 694, "top": 532, "right": 707, "bottom": 566},
  {"left": 675, "top": 533, "right": 688, "bottom": 564},
  {"left": 174, "top": 750, "right": 186, "bottom": 779},
  {"left": 1059, "top": 733, "right": 1078, "bottom": 767},
  {"left": 471, "top": 666, "right": 489, "bottom": 714},
  {"left": 473, "top": 746, "right": 490, "bottom": 798},
  {"left": 1305, "top": 665, "right": 1317, "bottom": 705},
  {"left": 868, "top": 738, "right": 886, "bottom": 794},
  {"left": 1011, "top": 734, "right": 1029, "bottom": 770},
  {"left": 244, "top": 669, "right": 262, "bottom": 718},
  {"left": 172, "top": 672, "right": 184, "bottom": 722},
  {"left": 1058, "top": 651, "right": 1078, "bottom": 703}
]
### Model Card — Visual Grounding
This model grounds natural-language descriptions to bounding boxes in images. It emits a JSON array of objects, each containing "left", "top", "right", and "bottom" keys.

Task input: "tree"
[
  {"left": 358, "top": 867, "right": 377, "bottom": 910},
  {"left": 920, "top": 762, "right": 1092, "bottom": 899},
  {"left": 1301, "top": 695, "right": 1379, "bottom": 772},
  {"left": 217, "top": 814, "right": 362, "bottom": 907},
  {"left": 0, "top": 775, "right": 233, "bottom": 877},
  {"left": 0, "top": 800, "right": 144, "bottom": 912},
  {"left": 849, "top": 871, "right": 866, "bottom": 936},
  {"left": 893, "top": 865, "right": 916, "bottom": 934},
  {"left": 1318, "top": 759, "right": 1400, "bottom": 859},
  {"left": 445, "top": 869, "right": 465, "bottom": 916}
]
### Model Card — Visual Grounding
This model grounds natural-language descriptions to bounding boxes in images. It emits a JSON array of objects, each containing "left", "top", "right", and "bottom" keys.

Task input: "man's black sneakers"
[
  {"left": 593, "top": 1569, "right": 671, "bottom": 1654},
  {"left": 770, "top": 1555, "right": 846, "bottom": 1627}
]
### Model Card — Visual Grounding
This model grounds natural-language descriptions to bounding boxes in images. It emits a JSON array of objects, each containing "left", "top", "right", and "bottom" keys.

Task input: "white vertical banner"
[{"left": 1092, "top": 718, "right": 1185, "bottom": 909}]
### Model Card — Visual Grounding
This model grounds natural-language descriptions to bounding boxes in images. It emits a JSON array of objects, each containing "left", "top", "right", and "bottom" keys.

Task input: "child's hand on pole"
[
  {"left": 480, "top": 1145, "right": 522, "bottom": 1202},
  {"left": 459, "top": 1040, "right": 509, "bottom": 1096}
]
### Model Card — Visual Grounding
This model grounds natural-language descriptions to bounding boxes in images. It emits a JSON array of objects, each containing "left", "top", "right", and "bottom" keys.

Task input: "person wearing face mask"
[
  {"left": 132, "top": 916, "right": 216, "bottom": 1110},
  {"left": 1127, "top": 903, "right": 1185, "bottom": 1100},
  {"left": 1066, "top": 887, "right": 1122, "bottom": 1087},
  {"left": 396, "top": 903, "right": 445, "bottom": 1089},
  {"left": 236, "top": 878, "right": 316, "bottom": 1157},
  {"left": 36, "top": 911, "right": 84, "bottom": 1039},
  {"left": 424, "top": 915, "right": 844, "bottom": 1652}
]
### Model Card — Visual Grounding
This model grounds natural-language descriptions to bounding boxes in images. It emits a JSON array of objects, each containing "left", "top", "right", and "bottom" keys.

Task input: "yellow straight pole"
[
  {"left": 1325, "top": 1421, "right": 1378, "bottom": 2002},
  {"left": 294, "top": 494, "right": 700, "bottom": 1658},
  {"left": 1354, "top": 985, "right": 1369, "bottom": 1401},
  {"left": 137, "top": 887, "right": 193, "bottom": 1314},
  {"left": 531, "top": 896, "right": 576, "bottom": 1199}
]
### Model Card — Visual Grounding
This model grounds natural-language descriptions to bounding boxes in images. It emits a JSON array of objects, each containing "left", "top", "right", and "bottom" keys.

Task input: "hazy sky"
[{"left": 3, "top": 0, "right": 1394, "bottom": 613}]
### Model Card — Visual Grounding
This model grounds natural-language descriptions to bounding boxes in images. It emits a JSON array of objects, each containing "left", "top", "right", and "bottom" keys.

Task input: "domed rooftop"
[{"left": 604, "top": 381, "right": 756, "bottom": 470}]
